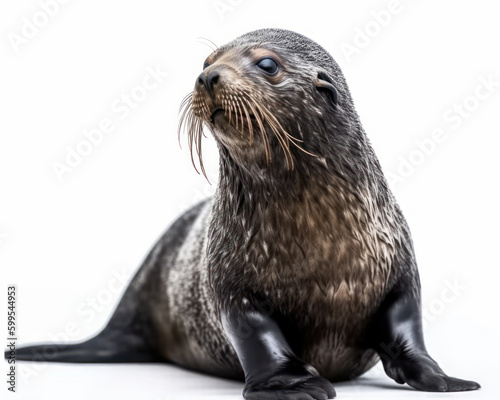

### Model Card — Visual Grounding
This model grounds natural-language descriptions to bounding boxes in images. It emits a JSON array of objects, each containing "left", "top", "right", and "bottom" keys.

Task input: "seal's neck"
[
  {"left": 216, "top": 159, "right": 372, "bottom": 233},
  {"left": 217, "top": 141, "right": 379, "bottom": 202}
]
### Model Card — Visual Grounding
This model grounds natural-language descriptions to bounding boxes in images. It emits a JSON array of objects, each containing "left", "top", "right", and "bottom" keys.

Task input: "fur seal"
[{"left": 9, "top": 29, "right": 480, "bottom": 399}]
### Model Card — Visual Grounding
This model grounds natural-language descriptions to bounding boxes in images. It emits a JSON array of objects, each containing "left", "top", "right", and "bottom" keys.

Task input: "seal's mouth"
[
  {"left": 210, "top": 108, "right": 224, "bottom": 123},
  {"left": 210, "top": 107, "right": 257, "bottom": 124}
]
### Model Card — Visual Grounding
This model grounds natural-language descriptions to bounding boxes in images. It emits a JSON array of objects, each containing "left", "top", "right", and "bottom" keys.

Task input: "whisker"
[
  {"left": 234, "top": 98, "right": 244, "bottom": 134},
  {"left": 195, "top": 37, "right": 219, "bottom": 52},
  {"left": 177, "top": 93, "right": 194, "bottom": 148},
  {"left": 224, "top": 99, "right": 233, "bottom": 125},
  {"left": 246, "top": 101, "right": 270, "bottom": 164},
  {"left": 198, "top": 37, "right": 219, "bottom": 50},
  {"left": 259, "top": 105, "right": 317, "bottom": 160},
  {"left": 177, "top": 92, "right": 210, "bottom": 181},
  {"left": 240, "top": 100, "right": 253, "bottom": 146},
  {"left": 254, "top": 102, "right": 293, "bottom": 169},
  {"left": 195, "top": 120, "right": 208, "bottom": 179},
  {"left": 179, "top": 92, "right": 193, "bottom": 112}
]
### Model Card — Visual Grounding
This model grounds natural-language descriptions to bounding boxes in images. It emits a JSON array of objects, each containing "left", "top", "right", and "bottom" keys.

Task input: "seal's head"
[{"left": 179, "top": 29, "right": 364, "bottom": 179}]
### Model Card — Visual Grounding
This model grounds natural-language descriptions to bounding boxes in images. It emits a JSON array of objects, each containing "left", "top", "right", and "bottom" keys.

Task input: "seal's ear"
[{"left": 316, "top": 72, "right": 338, "bottom": 106}]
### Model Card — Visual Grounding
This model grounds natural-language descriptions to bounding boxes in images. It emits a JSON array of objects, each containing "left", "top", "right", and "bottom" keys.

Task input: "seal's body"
[{"left": 11, "top": 29, "right": 480, "bottom": 399}]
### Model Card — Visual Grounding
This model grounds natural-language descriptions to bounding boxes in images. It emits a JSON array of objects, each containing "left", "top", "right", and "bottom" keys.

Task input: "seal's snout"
[{"left": 197, "top": 69, "right": 220, "bottom": 96}]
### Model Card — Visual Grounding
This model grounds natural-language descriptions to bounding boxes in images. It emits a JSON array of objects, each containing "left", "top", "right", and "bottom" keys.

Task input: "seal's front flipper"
[
  {"left": 222, "top": 299, "right": 336, "bottom": 400},
  {"left": 367, "top": 281, "right": 480, "bottom": 392},
  {"left": 6, "top": 328, "right": 162, "bottom": 363}
]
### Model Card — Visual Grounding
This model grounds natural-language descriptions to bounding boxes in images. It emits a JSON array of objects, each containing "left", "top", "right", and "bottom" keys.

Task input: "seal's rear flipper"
[{"left": 5, "top": 328, "right": 162, "bottom": 363}]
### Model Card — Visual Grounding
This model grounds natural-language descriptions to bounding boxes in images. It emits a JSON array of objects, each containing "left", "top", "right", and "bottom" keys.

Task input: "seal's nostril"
[
  {"left": 197, "top": 72, "right": 207, "bottom": 89},
  {"left": 207, "top": 70, "right": 220, "bottom": 93},
  {"left": 210, "top": 73, "right": 219, "bottom": 86}
]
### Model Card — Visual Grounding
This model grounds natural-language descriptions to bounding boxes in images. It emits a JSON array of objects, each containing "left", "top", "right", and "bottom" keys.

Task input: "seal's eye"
[
  {"left": 203, "top": 61, "right": 210, "bottom": 70},
  {"left": 256, "top": 58, "right": 279, "bottom": 75}
]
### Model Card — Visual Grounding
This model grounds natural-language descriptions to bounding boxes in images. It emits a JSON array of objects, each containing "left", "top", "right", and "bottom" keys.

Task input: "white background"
[{"left": 1, "top": 0, "right": 499, "bottom": 399}]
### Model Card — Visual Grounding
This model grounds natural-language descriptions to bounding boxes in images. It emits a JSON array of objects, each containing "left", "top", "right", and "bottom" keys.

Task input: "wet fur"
[
  {"left": 9, "top": 29, "right": 478, "bottom": 394},
  {"left": 11, "top": 28, "right": 415, "bottom": 379}
]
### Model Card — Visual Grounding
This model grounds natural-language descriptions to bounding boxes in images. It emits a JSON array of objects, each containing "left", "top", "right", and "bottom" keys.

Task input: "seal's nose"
[{"left": 197, "top": 70, "right": 220, "bottom": 95}]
